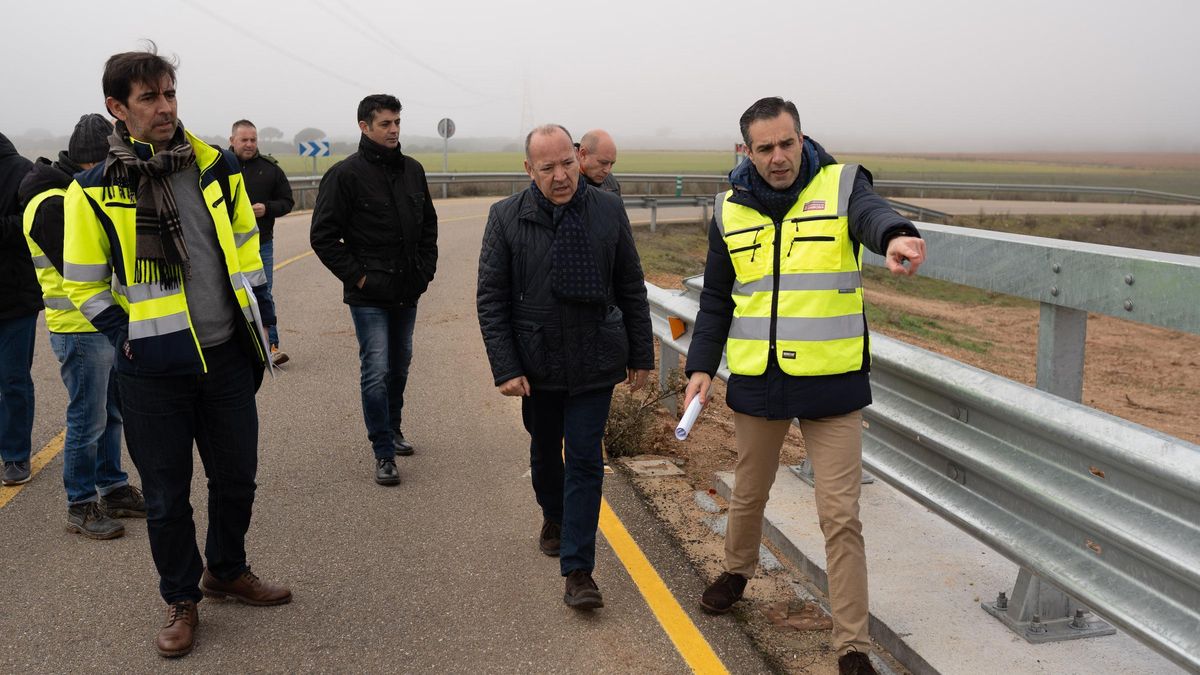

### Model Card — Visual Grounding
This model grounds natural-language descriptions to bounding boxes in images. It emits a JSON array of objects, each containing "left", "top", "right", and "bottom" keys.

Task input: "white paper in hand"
[
  {"left": 239, "top": 275, "right": 275, "bottom": 380},
  {"left": 675, "top": 396, "right": 703, "bottom": 441}
]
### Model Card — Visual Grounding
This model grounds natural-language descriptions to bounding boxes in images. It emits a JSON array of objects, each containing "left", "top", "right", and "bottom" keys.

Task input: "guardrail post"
[
  {"left": 981, "top": 567, "right": 1114, "bottom": 643},
  {"left": 659, "top": 343, "right": 681, "bottom": 414},
  {"left": 650, "top": 201, "right": 658, "bottom": 233},
  {"left": 701, "top": 198, "right": 709, "bottom": 227},
  {"left": 1035, "top": 303, "right": 1087, "bottom": 402}
]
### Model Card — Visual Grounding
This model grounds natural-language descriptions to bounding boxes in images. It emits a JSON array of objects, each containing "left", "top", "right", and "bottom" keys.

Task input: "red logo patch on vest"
[{"left": 802, "top": 200, "right": 826, "bottom": 212}]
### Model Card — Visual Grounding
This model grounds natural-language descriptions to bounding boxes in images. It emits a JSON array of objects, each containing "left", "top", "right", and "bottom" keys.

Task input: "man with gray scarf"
[{"left": 62, "top": 44, "right": 289, "bottom": 658}]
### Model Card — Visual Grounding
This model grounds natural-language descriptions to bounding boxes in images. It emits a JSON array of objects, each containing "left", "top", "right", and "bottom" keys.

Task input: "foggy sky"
[{"left": 3, "top": 0, "right": 1198, "bottom": 153}]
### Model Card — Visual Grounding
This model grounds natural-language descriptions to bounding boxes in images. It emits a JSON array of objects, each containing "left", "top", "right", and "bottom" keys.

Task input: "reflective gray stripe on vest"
[
  {"left": 129, "top": 311, "right": 190, "bottom": 340},
  {"left": 239, "top": 269, "right": 267, "bottom": 288},
  {"left": 729, "top": 314, "right": 864, "bottom": 342},
  {"left": 714, "top": 191, "right": 727, "bottom": 231},
  {"left": 78, "top": 292, "right": 116, "bottom": 321},
  {"left": 43, "top": 297, "right": 76, "bottom": 310},
  {"left": 32, "top": 254, "right": 52, "bottom": 269},
  {"left": 732, "top": 271, "right": 863, "bottom": 296},
  {"left": 837, "top": 164, "right": 858, "bottom": 217},
  {"left": 114, "top": 278, "right": 182, "bottom": 303},
  {"left": 63, "top": 262, "right": 110, "bottom": 283},
  {"left": 233, "top": 228, "right": 259, "bottom": 248}
]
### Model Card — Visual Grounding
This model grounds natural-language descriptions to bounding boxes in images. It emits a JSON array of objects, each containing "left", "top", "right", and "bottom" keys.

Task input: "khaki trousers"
[{"left": 726, "top": 410, "right": 869, "bottom": 655}]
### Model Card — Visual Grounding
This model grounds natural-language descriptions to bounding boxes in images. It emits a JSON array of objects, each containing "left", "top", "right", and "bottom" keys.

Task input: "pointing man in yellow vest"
[
  {"left": 19, "top": 113, "right": 146, "bottom": 540},
  {"left": 684, "top": 97, "right": 925, "bottom": 675}
]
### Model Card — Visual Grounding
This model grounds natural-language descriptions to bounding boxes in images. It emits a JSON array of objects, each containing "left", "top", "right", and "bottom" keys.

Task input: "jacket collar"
[
  {"left": 124, "top": 125, "right": 220, "bottom": 173},
  {"left": 358, "top": 134, "right": 406, "bottom": 169}
]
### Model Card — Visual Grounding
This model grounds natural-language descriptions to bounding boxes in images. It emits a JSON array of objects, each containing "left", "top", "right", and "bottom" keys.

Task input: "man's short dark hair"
[
  {"left": 102, "top": 40, "right": 177, "bottom": 108},
  {"left": 231, "top": 119, "right": 255, "bottom": 135},
  {"left": 358, "top": 94, "right": 402, "bottom": 125},
  {"left": 524, "top": 124, "right": 572, "bottom": 160},
  {"left": 739, "top": 97, "right": 802, "bottom": 146}
]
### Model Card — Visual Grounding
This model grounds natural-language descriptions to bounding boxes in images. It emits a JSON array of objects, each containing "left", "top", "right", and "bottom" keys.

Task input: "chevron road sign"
[{"left": 298, "top": 140, "right": 331, "bottom": 157}]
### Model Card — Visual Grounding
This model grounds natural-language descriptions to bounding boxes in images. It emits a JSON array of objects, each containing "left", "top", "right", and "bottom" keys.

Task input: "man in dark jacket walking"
[
  {"left": 684, "top": 97, "right": 926, "bottom": 675},
  {"left": 476, "top": 124, "right": 653, "bottom": 610},
  {"left": 230, "top": 120, "right": 294, "bottom": 365},
  {"left": 0, "top": 132, "right": 40, "bottom": 486},
  {"left": 310, "top": 94, "right": 438, "bottom": 486},
  {"left": 576, "top": 129, "right": 620, "bottom": 195}
]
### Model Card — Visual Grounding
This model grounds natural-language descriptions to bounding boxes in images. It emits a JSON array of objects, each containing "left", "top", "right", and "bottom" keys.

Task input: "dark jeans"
[
  {"left": 349, "top": 305, "right": 416, "bottom": 459},
  {"left": 118, "top": 340, "right": 258, "bottom": 604},
  {"left": 522, "top": 386, "right": 613, "bottom": 576},
  {"left": 49, "top": 332, "right": 127, "bottom": 505},
  {"left": 261, "top": 239, "right": 278, "bottom": 347},
  {"left": 0, "top": 314, "right": 37, "bottom": 463}
]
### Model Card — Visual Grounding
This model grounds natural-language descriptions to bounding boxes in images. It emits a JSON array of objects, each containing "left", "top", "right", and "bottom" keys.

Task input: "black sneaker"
[
  {"left": 563, "top": 569, "right": 604, "bottom": 610},
  {"left": 393, "top": 429, "right": 414, "bottom": 456},
  {"left": 101, "top": 485, "right": 147, "bottom": 518},
  {"left": 66, "top": 502, "right": 125, "bottom": 540},
  {"left": 699, "top": 572, "right": 747, "bottom": 614},
  {"left": 539, "top": 520, "right": 561, "bottom": 557},
  {"left": 837, "top": 649, "right": 878, "bottom": 675},
  {"left": 375, "top": 457, "right": 401, "bottom": 486},
  {"left": 2, "top": 460, "right": 31, "bottom": 486}
]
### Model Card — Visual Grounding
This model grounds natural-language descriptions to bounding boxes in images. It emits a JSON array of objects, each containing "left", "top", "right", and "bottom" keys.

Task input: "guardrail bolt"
[
  {"left": 1124, "top": 274, "right": 1134, "bottom": 286},
  {"left": 1028, "top": 614, "right": 1047, "bottom": 634},
  {"left": 994, "top": 591, "right": 1008, "bottom": 610},
  {"left": 1070, "top": 609, "right": 1089, "bottom": 630},
  {"left": 1123, "top": 299, "right": 1134, "bottom": 311},
  {"left": 1050, "top": 286, "right": 1059, "bottom": 297},
  {"left": 1052, "top": 264, "right": 1061, "bottom": 273}
]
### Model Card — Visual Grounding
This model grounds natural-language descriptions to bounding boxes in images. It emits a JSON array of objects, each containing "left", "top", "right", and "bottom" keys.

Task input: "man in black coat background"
[
  {"left": 310, "top": 94, "right": 438, "bottom": 486},
  {"left": 230, "top": 120, "right": 294, "bottom": 366},
  {"left": 476, "top": 124, "right": 653, "bottom": 610}
]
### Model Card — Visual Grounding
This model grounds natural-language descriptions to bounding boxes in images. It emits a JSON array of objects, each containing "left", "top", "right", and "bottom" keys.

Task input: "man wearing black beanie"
[{"left": 19, "top": 113, "right": 146, "bottom": 538}]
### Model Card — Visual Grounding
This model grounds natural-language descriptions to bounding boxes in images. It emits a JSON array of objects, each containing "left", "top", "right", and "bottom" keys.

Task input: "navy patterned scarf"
[{"left": 531, "top": 179, "right": 606, "bottom": 303}]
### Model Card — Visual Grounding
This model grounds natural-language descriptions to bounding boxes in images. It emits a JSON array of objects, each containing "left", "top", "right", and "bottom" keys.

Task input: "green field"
[{"left": 275, "top": 151, "right": 1200, "bottom": 196}]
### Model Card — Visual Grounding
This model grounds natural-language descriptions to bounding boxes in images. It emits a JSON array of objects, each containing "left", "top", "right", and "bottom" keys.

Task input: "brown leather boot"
[
  {"left": 156, "top": 600, "right": 198, "bottom": 658},
  {"left": 200, "top": 568, "right": 292, "bottom": 606}
]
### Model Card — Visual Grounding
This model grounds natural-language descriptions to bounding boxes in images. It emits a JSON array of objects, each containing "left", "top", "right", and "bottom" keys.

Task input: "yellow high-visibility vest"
[
  {"left": 716, "top": 163, "right": 867, "bottom": 377},
  {"left": 22, "top": 187, "right": 96, "bottom": 333},
  {"left": 62, "top": 128, "right": 268, "bottom": 375}
]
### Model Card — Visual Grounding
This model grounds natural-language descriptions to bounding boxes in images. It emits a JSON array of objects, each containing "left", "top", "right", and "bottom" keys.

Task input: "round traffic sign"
[{"left": 437, "top": 118, "right": 456, "bottom": 139}]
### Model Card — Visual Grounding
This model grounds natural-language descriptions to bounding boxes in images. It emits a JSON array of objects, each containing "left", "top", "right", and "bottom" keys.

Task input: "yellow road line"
[
  {"left": 0, "top": 430, "right": 65, "bottom": 509},
  {"left": 599, "top": 497, "right": 730, "bottom": 674}
]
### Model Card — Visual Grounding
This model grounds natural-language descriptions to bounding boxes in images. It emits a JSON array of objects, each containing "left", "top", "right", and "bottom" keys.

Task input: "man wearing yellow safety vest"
[
  {"left": 19, "top": 113, "right": 146, "bottom": 540},
  {"left": 684, "top": 97, "right": 926, "bottom": 675},
  {"left": 62, "top": 44, "right": 290, "bottom": 658}
]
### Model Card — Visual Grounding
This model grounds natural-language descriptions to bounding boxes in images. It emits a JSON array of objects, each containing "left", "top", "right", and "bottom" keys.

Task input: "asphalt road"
[{"left": 0, "top": 197, "right": 769, "bottom": 673}]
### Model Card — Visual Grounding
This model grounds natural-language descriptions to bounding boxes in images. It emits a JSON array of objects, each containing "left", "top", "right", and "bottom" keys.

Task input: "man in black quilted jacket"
[{"left": 476, "top": 124, "right": 653, "bottom": 610}]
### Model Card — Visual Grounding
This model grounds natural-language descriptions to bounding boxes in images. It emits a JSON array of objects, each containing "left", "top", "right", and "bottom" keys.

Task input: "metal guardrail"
[
  {"left": 873, "top": 179, "right": 1200, "bottom": 204},
  {"left": 646, "top": 223, "right": 1200, "bottom": 671},
  {"left": 287, "top": 173, "right": 1200, "bottom": 212}
]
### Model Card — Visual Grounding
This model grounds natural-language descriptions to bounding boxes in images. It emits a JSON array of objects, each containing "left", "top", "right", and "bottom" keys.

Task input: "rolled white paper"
[{"left": 675, "top": 396, "right": 703, "bottom": 441}]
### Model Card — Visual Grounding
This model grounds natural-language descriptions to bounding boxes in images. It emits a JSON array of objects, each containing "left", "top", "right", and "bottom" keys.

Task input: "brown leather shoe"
[
  {"left": 156, "top": 600, "right": 198, "bottom": 658},
  {"left": 200, "top": 568, "right": 292, "bottom": 606}
]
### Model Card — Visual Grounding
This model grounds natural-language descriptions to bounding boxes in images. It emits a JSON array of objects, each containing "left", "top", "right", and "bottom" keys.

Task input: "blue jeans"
[
  {"left": 349, "top": 305, "right": 417, "bottom": 459},
  {"left": 49, "top": 332, "right": 128, "bottom": 505},
  {"left": 260, "top": 239, "right": 278, "bottom": 347},
  {"left": 0, "top": 314, "right": 37, "bottom": 463},
  {"left": 522, "top": 386, "right": 614, "bottom": 575},
  {"left": 118, "top": 340, "right": 259, "bottom": 604}
]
